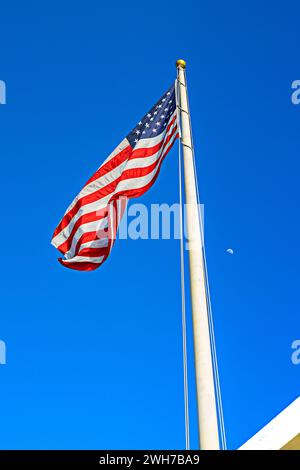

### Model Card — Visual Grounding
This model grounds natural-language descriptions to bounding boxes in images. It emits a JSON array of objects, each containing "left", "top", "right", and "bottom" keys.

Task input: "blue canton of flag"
[{"left": 127, "top": 83, "right": 176, "bottom": 148}]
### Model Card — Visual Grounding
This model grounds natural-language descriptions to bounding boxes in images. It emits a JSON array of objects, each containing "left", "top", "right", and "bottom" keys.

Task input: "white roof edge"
[{"left": 239, "top": 396, "right": 300, "bottom": 450}]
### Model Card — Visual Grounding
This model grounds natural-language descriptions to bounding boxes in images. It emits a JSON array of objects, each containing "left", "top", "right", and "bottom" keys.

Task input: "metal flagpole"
[{"left": 176, "top": 59, "right": 220, "bottom": 450}]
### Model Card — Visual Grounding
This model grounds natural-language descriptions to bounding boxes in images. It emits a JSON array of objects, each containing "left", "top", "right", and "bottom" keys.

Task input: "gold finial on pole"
[{"left": 176, "top": 59, "right": 186, "bottom": 69}]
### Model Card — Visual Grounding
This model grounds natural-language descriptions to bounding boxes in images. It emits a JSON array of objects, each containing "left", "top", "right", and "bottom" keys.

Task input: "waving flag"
[{"left": 51, "top": 82, "right": 179, "bottom": 271}]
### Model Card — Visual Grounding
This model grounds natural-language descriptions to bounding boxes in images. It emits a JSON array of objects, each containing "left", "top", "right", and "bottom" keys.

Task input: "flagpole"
[{"left": 176, "top": 59, "right": 220, "bottom": 450}]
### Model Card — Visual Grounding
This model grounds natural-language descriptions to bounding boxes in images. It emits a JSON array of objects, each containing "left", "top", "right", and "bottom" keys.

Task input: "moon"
[{"left": 226, "top": 248, "right": 234, "bottom": 255}]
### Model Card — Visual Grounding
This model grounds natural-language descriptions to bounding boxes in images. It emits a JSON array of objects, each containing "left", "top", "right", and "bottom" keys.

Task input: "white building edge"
[{"left": 239, "top": 396, "right": 300, "bottom": 450}]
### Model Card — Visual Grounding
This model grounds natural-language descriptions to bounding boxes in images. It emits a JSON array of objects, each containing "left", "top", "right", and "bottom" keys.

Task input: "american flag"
[{"left": 51, "top": 82, "right": 179, "bottom": 271}]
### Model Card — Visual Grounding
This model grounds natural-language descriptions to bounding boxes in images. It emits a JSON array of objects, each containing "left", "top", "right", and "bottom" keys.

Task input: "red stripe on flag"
[{"left": 58, "top": 258, "right": 102, "bottom": 271}]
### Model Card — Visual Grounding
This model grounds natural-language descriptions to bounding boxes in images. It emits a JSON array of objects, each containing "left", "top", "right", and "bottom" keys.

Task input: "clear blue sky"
[{"left": 0, "top": 0, "right": 299, "bottom": 450}]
